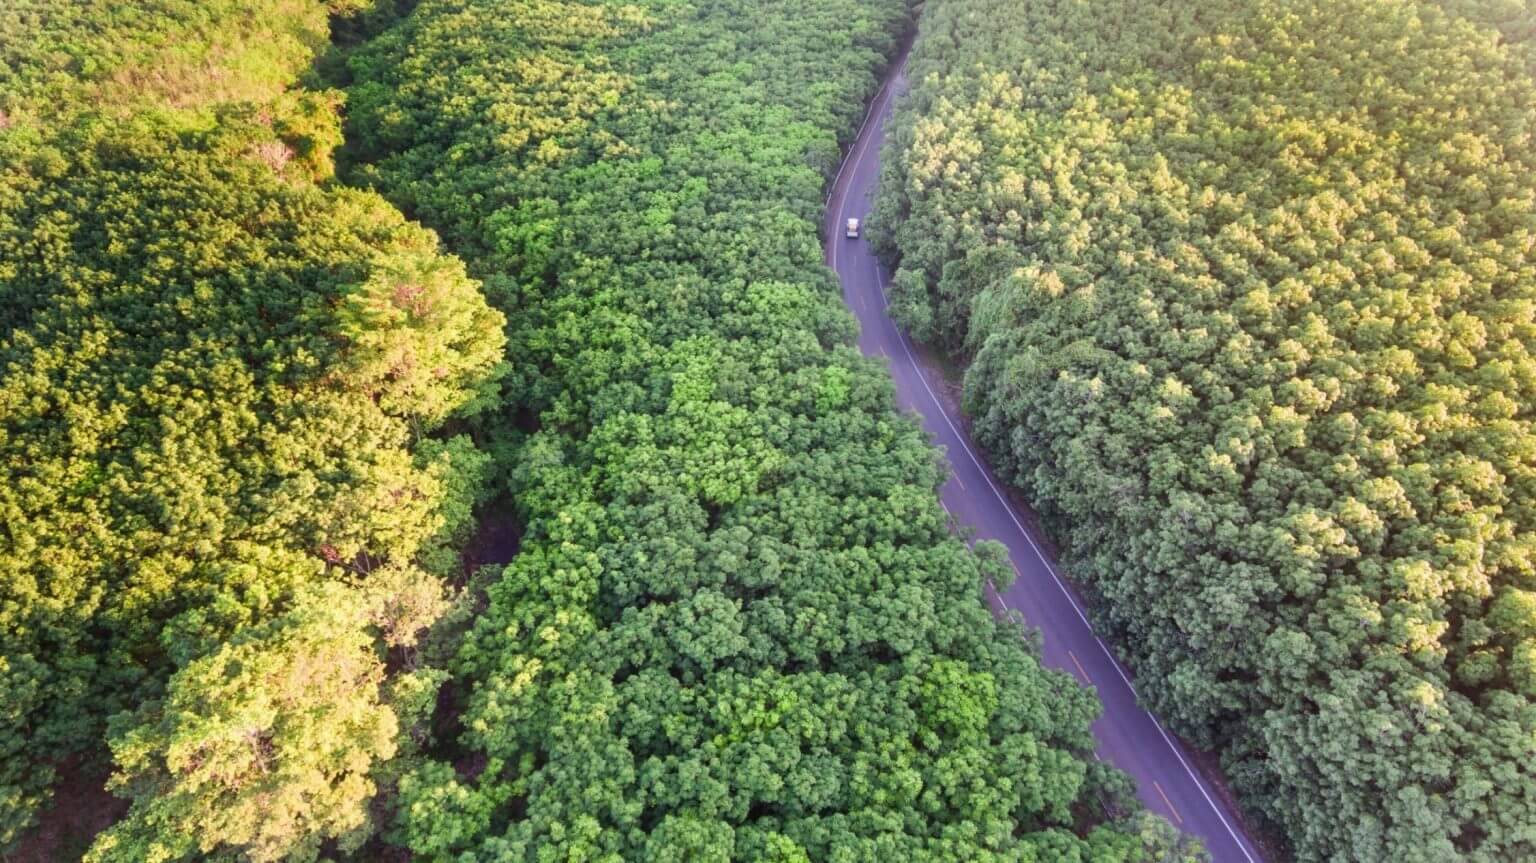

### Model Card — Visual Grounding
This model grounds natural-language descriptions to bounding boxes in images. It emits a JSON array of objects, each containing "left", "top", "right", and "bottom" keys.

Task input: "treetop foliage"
[
  {"left": 341, "top": 0, "right": 1194, "bottom": 858},
  {"left": 873, "top": 0, "right": 1536, "bottom": 860},
  {"left": 0, "top": 0, "right": 505, "bottom": 853},
  {"left": 0, "top": 0, "right": 369, "bottom": 127},
  {"left": 4, "top": 0, "right": 1207, "bottom": 858},
  {"left": 84, "top": 577, "right": 443, "bottom": 863}
]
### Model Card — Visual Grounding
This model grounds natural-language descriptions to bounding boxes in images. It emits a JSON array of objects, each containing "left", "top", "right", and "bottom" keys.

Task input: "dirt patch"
[
  {"left": 1183, "top": 744, "right": 1293, "bottom": 862},
  {"left": 460, "top": 506, "right": 521, "bottom": 575},
  {"left": 6, "top": 760, "right": 125, "bottom": 863}
]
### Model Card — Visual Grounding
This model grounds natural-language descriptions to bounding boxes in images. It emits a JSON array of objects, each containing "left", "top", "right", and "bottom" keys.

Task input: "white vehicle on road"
[{"left": 845, "top": 217, "right": 860, "bottom": 238}]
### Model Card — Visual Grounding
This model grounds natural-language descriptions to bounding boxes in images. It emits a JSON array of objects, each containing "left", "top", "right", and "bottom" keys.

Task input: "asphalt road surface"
[{"left": 825, "top": 58, "right": 1266, "bottom": 863}]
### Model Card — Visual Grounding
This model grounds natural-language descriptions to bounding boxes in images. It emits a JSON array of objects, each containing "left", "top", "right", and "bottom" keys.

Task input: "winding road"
[{"left": 825, "top": 58, "right": 1266, "bottom": 863}]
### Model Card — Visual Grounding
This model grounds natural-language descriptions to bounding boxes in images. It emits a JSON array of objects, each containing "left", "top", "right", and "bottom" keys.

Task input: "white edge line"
[
  {"left": 826, "top": 66, "right": 897, "bottom": 206},
  {"left": 1150, "top": 715, "right": 1259, "bottom": 863},
  {"left": 878, "top": 259, "right": 1265, "bottom": 860},
  {"left": 985, "top": 581, "right": 1011, "bottom": 612},
  {"left": 837, "top": 98, "right": 1260, "bottom": 862},
  {"left": 827, "top": 66, "right": 902, "bottom": 272}
]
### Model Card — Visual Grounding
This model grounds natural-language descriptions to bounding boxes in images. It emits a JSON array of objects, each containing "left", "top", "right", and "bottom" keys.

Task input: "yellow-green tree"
[
  {"left": 86, "top": 578, "right": 443, "bottom": 863},
  {"left": 0, "top": 0, "right": 504, "bottom": 846}
]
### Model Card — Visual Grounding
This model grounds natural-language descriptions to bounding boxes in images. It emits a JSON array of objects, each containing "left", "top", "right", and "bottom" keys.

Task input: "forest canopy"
[
  {"left": 872, "top": 0, "right": 1536, "bottom": 860},
  {"left": 0, "top": 0, "right": 505, "bottom": 853},
  {"left": 0, "top": 0, "right": 367, "bottom": 125},
  {"left": 2, "top": 0, "right": 1219, "bottom": 858},
  {"left": 0, "top": 0, "right": 1198, "bottom": 859},
  {"left": 336, "top": 0, "right": 1193, "bottom": 858}
]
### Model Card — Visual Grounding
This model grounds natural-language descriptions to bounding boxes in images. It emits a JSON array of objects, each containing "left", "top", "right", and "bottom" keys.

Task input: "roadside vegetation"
[{"left": 872, "top": 0, "right": 1536, "bottom": 860}]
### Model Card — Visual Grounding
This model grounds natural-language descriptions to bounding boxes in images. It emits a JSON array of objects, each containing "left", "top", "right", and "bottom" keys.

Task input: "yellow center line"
[
  {"left": 1152, "top": 780, "right": 1184, "bottom": 825},
  {"left": 1067, "top": 650, "right": 1091, "bottom": 684}
]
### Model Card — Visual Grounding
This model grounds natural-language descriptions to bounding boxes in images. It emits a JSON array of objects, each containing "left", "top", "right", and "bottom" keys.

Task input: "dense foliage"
[
  {"left": 0, "top": 0, "right": 505, "bottom": 853},
  {"left": 0, "top": 0, "right": 364, "bottom": 125},
  {"left": 85, "top": 576, "right": 447, "bottom": 863},
  {"left": 340, "top": 0, "right": 1193, "bottom": 858},
  {"left": 873, "top": 0, "right": 1536, "bottom": 860}
]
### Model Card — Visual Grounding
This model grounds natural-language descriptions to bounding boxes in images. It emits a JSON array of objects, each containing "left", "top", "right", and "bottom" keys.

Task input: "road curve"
[{"left": 825, "top": 56, "right": 1266, "bottom": 863}]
